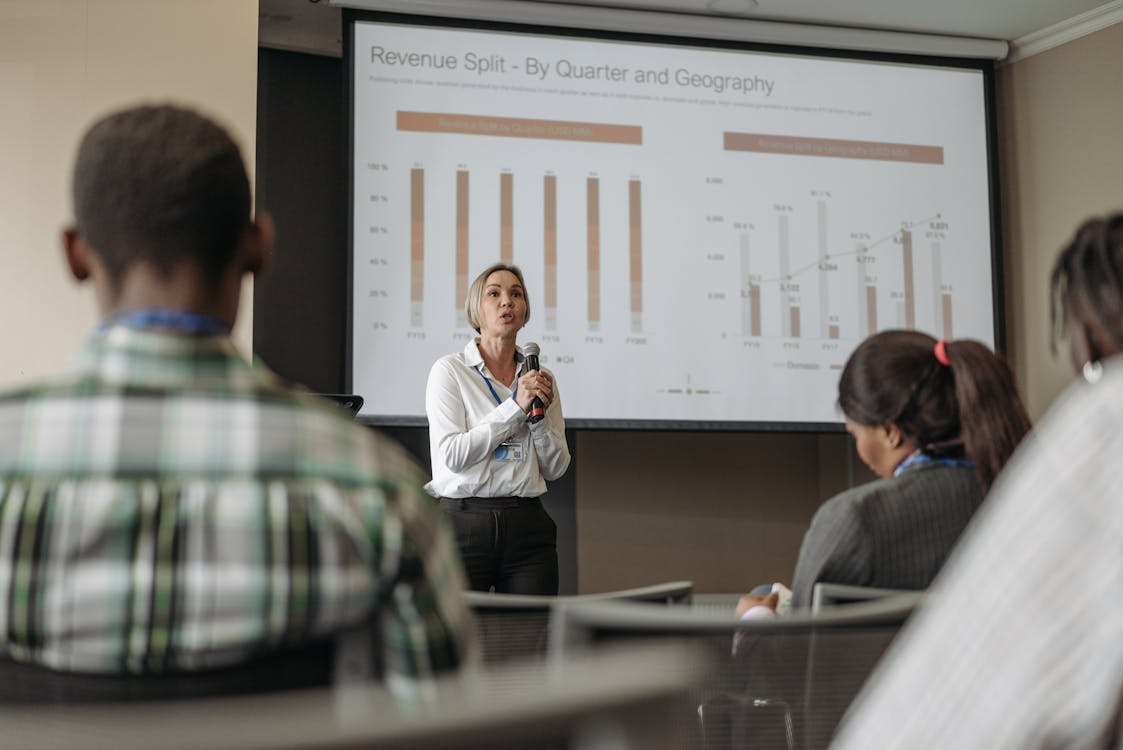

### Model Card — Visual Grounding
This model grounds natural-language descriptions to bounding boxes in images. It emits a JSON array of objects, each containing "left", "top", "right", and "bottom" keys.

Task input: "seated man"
[{"left": 0, "top": 104, "right": 472, "bottom": 687}]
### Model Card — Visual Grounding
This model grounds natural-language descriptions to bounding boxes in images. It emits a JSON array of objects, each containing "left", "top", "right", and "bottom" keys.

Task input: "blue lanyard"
[
  {"left": 894, "top": 451, "right": 974, "bottom": 477},
  {"left": 97, "top": 309, "right": 230, "bottom": 336},
  {"left": 476, "top": 365, "right": 517, "bottom": 406}
]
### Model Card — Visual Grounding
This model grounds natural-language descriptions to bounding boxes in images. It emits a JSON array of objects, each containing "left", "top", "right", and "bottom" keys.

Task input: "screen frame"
[{"left": 343, "top": 8, "right": 1005, "bottom": 432}]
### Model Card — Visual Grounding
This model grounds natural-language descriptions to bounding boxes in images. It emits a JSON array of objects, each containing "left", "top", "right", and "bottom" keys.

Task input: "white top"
[
  {"left": 424, "top": 339, "right": 570, "bottom": 499},
  {"left": 832, "top": 357, "right": 1123, "bottom": 750}
]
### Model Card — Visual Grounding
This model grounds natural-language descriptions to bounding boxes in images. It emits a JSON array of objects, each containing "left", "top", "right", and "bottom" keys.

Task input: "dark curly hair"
[{"left": 71, "top": 104, "right": 251, "bottom": 288}]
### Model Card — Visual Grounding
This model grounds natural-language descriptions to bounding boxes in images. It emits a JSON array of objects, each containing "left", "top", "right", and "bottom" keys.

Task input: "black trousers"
[{"left": 439, "top": 497, "right": 558, "bottom": 595}]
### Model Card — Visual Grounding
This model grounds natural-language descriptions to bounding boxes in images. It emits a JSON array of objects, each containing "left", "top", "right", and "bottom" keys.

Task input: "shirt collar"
[
  {"left": 463, "top": 338, "right": 526, "bottom": 369},
  {"left": 69, "top": 325, "right": 268, "bottom": 390}
]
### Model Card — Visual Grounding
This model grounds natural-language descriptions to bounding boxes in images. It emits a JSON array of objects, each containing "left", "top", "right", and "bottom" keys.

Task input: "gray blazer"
[{"left": 790, "top": 461, "right": 982, "bottom": 609}]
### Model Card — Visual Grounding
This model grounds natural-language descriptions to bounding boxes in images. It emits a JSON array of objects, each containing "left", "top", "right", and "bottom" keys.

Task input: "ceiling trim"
[
  {"left": 332, "top": 0, "right": 1009, "bottom": 59},
  {"left": 1006, "top": 0, "right": 1123, "bottom": 64}
]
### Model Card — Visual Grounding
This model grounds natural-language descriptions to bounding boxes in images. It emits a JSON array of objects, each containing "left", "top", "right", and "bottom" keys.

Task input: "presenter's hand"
[
  {"left": 515, "top": 370, "right": 554, "bottom": 413},
  {"left": 736, "top": 591, "right": 779, "bottom": 618}
]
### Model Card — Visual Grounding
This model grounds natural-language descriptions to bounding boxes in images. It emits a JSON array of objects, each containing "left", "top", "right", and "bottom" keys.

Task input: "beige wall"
[
  {"left": 0, "top": 0, "right": 258, "bottom": 389},
  {"left": 998, "top": 23, "right": 1123, "bottom": 418}
]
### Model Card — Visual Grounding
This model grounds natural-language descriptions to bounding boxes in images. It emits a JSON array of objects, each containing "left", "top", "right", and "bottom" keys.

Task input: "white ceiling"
[{"left": 259, "top": 0, "right": 1121, "bottom": 57}]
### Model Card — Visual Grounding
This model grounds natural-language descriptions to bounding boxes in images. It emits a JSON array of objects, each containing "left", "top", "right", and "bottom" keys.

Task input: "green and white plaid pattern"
[{"left": 0, "top": 326, "right": 473, "bottom": 682}]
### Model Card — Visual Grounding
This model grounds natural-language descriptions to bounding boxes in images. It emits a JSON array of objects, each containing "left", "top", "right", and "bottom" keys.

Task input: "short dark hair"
[
  {"left": 839, "top": 330, "right": 1031, "bottom": 492},
  {"left": 1050, "top": 213, "right": 1123, "bottom": 360},
  {"left": 71, "top": 104, "right": 252, "bottom": 287}
]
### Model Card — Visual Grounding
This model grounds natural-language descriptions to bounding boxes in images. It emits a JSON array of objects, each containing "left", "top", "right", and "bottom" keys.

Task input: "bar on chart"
[
  {"left": 855, "top": 243, "right": 873, "bottom": 339},
  {"left": 931, "top": 241, "right": 942, "bottom": 335},
  {"left": 543, "top": 174, "right": 557, "bottom": 330},
  {"left": 456, "top": 169, "right": 469, "bottom": 327},
  {"left": 500, "top": 172, "right": 513, "bottom": 263},
  {"left": 901, "top": 229, "right": 916, "bottom": 329},
  {"left": 587, "top": 177, "right": 600, "bottom": 331},
  {"left": 410, "top": 167, "right": 424, "bottom": 327},
  {"left": 778, "top": 213, "right": 799, "bottom": 338},
  {"left": 866, "top": 285, "right": 878, "bottom": 336},
  {"left": 739, "top": 232, "right": 761, "bottom": 337},
  {"left": 629, "top": 179, "right": 643, "bottom": 333},
  {"left": 828, "top": 323, "right": 840, "bottom": 339},
  {"left": 750, "top": 285, "right": 762, "bottom": 337},
  {"left": 942, "top": 290, "right": 954, "bottom": 338},
  {"left": 818, "top": 199, "right": 830, "bottom": 339},
  {"left": 932, "top": 241, "right": 953, "bottom": 338}
]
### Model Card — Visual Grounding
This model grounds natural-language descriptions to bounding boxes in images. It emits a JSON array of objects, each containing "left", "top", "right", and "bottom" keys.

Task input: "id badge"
[{"left": 494, "top": 439, "right": 527, "bottom": 461}]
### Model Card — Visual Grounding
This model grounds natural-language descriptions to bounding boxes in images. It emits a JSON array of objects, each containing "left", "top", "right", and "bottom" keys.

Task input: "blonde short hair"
[{"left": 465, "top": 262, "right": 531, "bottom": 333}]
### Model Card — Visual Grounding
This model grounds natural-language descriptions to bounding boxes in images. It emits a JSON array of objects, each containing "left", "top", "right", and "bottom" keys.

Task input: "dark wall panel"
[{"left": 255, "top": 48, "right": 347, "bottom": 395}]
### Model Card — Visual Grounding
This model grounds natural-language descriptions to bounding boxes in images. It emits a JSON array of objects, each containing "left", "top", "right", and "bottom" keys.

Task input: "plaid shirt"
[{"left": 0, "top": 326, "right": 474, "bottom": 684}]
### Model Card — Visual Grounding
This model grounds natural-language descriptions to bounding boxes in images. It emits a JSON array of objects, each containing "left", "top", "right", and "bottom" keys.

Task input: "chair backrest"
[
  {"left": 810, "top": 582, "right": 912, "bottom": 614},
  {"left": 0, "top": 642, "right": 707, "bottom": 750},
  {"left": 687, "top": 593, "right": 743, "bottom": 614},
  {"left": 550, "top": 593, "right": 923, "bottom": 750},
  {"left": 802, "top": 584, "right": 916, "bottom": 747},
  {"left": 465, "top": 580, "right": 693, "bottom": 665},
  {"left": 0, "top": 622, "right": 385, "bottom": 705}
]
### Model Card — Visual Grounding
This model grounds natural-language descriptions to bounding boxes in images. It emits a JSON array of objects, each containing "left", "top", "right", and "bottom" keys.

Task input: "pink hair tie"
[{"left": 934, "top": 339, "right": 951, "bottom": 366}]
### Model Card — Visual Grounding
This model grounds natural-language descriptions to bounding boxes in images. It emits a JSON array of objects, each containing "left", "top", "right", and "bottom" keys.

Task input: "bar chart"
[
  {"left": 733, "top": 209, "right": 958, "bottom": 344},
  {"left": 400, "top": 160, "right": 645, "bottom": 335}
]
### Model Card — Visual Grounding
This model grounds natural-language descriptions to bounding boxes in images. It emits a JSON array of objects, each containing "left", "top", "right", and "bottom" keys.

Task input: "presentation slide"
[{"left": 350, "top": 19, "right": 996, "bottom": 426}]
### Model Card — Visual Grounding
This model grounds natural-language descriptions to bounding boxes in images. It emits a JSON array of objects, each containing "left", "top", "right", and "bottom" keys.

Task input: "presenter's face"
[
  {"left": 479, "top": 270, "right": 527, "bottom": 338},
  {"left": 845, "top": 419, "right": 897, "bottom": 478}
]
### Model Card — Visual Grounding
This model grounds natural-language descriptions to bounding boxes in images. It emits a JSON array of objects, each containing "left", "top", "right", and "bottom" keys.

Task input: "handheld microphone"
[{"left": 522, "top": 341, "right": 546, "bottom": 424}]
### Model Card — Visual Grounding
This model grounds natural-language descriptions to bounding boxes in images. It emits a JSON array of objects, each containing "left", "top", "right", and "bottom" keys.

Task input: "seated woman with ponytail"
[{"left": 738, "top": 330, "right": 1032, "bottom": 617}]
